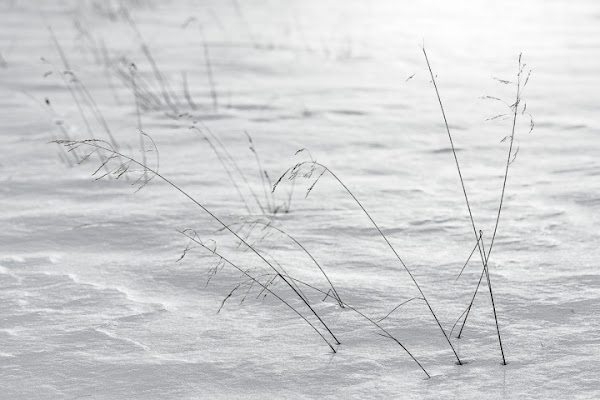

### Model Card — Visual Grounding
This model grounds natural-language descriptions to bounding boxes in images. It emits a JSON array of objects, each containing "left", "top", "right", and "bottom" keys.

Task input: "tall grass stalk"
[
  {"left": 193, "top": 122, "right": 289, "bottom": 214},
  {"left": 422, "top": 46, "right": 505, "bottom": 363},
  {"left": 198, "top": 123, "right": 267, "bottom": 213},
  {"left": 180, "top": 227, "right": 429, "bottom": 377},
  {"left": 182, "top": 71, "right": 197, "bottom": 110},
  {"left": 200, "top": 29, "right": 218, "bottom": 111},
  {"left": 126, "top": 14, "right": 180, "bottom": 115},
  {"left": 113, "top": 60, "right": 163, "bottom": 111},
  {"left": 46, "top": 30, "right": 95, "bottom": 141},
  {"left": 190, "top": 126, "right": 253, "bottom": 214},
  {"left": 423, "top": 48, "right": 530, "bottom": 365},
  {"left": 49, "top": 27, "right": 121, "bottom": 151},
  {"left": 46, "top": 28, "right": 122, "bottom": 172},
  {"left": 274, "top": 158, "right": 463, "bottom": 365},
  {"left": 455, "top": 231, "right": 483, "bottom": 281},
  {"left": 130, "top": 63, "right": 148, "bottom": 183},
  {"left": 454, "top": 56, "right": 531, "bottom": 358},
  {"left": 54, "top": 138, "right": 341, "bottom": 349},
  {"left": 245, "top": 131, "right": 276, "bottom": 213}
]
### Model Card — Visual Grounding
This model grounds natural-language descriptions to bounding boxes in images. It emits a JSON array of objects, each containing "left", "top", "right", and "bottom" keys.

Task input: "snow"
[{"left": 1, "top": 0, "right": 599, "bottom": 398}]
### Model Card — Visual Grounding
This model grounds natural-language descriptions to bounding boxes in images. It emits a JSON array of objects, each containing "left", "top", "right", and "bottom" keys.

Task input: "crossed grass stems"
[
  {"left": 52, "top": 34, "right": 532, "bottom": 377},
  {"left": 46, "top": 17, "right": 294, "bottom": 215}
]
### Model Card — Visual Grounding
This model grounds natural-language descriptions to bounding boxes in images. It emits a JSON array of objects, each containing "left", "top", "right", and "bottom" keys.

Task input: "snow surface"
[{"left": 1, "top": 0, "right": 599, "bottom": 398}]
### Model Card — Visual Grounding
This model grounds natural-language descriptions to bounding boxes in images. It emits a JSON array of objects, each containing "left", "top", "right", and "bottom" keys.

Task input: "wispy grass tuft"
[
  {"left": 454, "top": 55, "right": 533, "bottom": 355},
  {"left": 54, "top": 137, "right": 342, "bottom": 352},
  {"left": 423, "top": 47, "right": 533, "bottom": 366},
  {"left": 273, "top": 150, "right": 463, "bottom": 365}
]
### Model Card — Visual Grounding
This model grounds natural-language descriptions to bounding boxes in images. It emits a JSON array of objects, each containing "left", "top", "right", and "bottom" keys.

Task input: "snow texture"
[{"left": 1, "top": 1, "right": 599, "bottom": 398}]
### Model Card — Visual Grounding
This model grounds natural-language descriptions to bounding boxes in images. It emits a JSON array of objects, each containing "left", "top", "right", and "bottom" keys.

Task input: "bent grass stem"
[
  {"left": 223, "top": 219, "right": 344, "bottom": 307},
  {"left": 178, "top": 229, "right": 337, "bottom": 352},
  {"left": 422, "top": 46, "right": 519, "bottom": 365},
  {"left": 284, "top": 276, "right": 430, "bottom": 378},
  {"left": 54, "top": 138, "right": 341, "bottom": 347},
  {"left": 274, "top": 160, "right": 462, "bottom": 365}
]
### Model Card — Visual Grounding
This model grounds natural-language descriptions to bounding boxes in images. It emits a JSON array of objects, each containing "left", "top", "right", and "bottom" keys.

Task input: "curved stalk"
[
  {"left": 275, "top": 160, "right": 462, "bottom": 365},
  {"left": 54, "top": 138, "right": 341, "bottom": 347}
]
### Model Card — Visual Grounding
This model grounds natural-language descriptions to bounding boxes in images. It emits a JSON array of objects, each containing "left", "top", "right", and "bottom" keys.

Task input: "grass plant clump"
[
  {"left": 54, "top": 136, "right": 432, "bottom": 377},
  {"left": 49, "top": 13, "right": 532, "bottom": 377},
  {"left": 272, "top": 151, "right": 462, "bottom": 365},
  {"left": 421, "top": 47, "right": 533, "bottom": 365}
]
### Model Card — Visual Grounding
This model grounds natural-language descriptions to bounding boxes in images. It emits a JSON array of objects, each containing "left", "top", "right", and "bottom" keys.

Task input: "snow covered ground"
[{"left": 1, "top": 1, "right": 599, "bottom": 398}]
